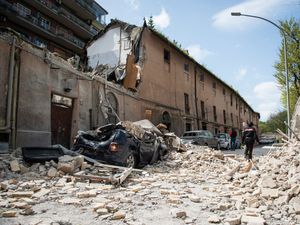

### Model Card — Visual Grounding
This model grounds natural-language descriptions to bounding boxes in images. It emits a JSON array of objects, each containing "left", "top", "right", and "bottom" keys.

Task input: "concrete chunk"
[
  {"left": 241, "top": 215, "right": 265, "bottom": 224},
  {"left": 10, "top": 160, "right": 20, "bottom": 172}
]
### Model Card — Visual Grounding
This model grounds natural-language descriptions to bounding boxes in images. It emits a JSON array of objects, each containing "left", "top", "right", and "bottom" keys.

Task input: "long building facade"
[
  {"left": 0, "top": 0, "right": 107, "bottom": 61},
  {"left": 0, "top": 20, "right": 259, "bottom": 151},
  {"left": 87, "top": 20, "right": 260, "bottom": 136}
]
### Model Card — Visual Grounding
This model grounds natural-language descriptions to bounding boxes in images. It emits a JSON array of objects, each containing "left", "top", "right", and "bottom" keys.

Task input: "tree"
[
  {"left": 259, "top": 110, "right": 287, "bottom": 134},
  {"left": 274, "top": 17, "right": 300, "bottom": 113},
  {"left": 147, "top": 16, "right": 155, "bottom": 30}
]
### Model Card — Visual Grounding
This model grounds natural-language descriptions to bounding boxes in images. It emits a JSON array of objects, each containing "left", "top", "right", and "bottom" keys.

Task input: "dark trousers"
[{"left": 245, "top": 142, "right": 254, "bottom": 159}]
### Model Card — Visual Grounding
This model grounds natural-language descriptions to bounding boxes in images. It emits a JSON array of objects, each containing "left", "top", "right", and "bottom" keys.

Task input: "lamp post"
[{"left": 231, "top": 12, "right": 294, "bottom": 137}]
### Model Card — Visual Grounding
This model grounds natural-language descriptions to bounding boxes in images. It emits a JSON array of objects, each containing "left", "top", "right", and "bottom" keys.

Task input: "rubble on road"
[{"left": 0, "top": 133, "right": 299, "bottom": 224}]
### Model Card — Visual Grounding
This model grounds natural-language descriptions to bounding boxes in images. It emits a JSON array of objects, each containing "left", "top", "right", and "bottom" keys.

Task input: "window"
[
  {"left": 222, "top": 88, "right": 225, "bottom": 96},
  {"left": 236, "top": 97, "right": 238, "bottom": 110},
  {"left": 230, "top": 94, "right": 233, "bottom": 106},
  {"left": 201, "top": 101, "right": 205, "bottom": 119},
  {"left": 185, "top": 123, "right": 191, "bottom": 131},
  {"left": 123, "top": 39, "right": 131, "bottom": 50},
  {"left": 40, "top": 17, "right": 50, "bottom": 30},
  {"left": 212, "top": 82, "right": 216, "bottom": 89},
  {"left": 200, "top": 74, "right": 204, "bottom": 82},
  {"left": 231, "top": 113, "right": 233, "bottom": 125},
  {"left": 184, "top": 93, "right": 190, "bottom": 114},
  {"left": 223, "top": 110, "right": 226, "bottom": 124},
  {"left": 184, "top": 63, "right": 189, "bottom": 73},
  {"left": 202, "top": 122, "right": 207, "bottom": 130},
  {"left": 164, "top": 49, "right": 170, "bottom": 63},
  {"left": 213, "top": 106, "right": 217, "bottom": 122},
  {"left": 212, "top": 82, "right": 216, "bottom": 96},
  {"left": 16, "top": 3, "right": 31, "bottom": 17}
]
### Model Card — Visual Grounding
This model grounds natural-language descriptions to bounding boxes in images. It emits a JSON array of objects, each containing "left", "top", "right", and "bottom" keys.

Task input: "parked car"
[
  {"left": 216, "top": 133, "right": 231, "bottom": 150},
  {"left": 259, "top": 136, "right": 275, "bottom": 145},
  {"left": 181, "top": 130, "right": 220, "bottom": 149},
  {"left": 72, "top": 124, "right": 167, "bottom": 168}
]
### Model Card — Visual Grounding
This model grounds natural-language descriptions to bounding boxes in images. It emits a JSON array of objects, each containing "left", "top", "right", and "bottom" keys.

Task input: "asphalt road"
[{"left": 222, "top": 144, "right": 272, "bottom": 158}]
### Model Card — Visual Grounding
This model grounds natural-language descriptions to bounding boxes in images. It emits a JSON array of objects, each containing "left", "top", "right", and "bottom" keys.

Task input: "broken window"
[
  {"left": 184, "top": 93, "right": 190, "bottom": 114},
  {"left": 184, "top": 63, "right": 189, "bottom": 73},
  {"left": 213, "top": 106, "right": 217, "bottom": 122},
  {"left": 164, "top": 49, "right": 170, "bottom": 64},
  {"left": 52, "top": 94, "right": 72, "bottom": 107}
]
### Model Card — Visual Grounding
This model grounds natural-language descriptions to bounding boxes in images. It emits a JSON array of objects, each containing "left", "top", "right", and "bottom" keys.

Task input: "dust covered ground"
[{"left": 0, "top": 143, "right": 300, "bottom": 225}]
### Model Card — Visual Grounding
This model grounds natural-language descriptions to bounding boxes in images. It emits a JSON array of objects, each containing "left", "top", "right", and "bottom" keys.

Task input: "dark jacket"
[{"left": 242, "top": 126, "right": 259, "bottom": 144}]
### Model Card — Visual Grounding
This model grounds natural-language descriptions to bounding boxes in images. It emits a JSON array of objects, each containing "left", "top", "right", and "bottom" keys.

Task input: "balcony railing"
[
  {"left": 59, "top": 8, "right": 96, "bottom": 35},
  {"left": 35, "top": 0, "right": 60, "bottom": 14},
  {"left": 11, "top": 3, "right": 85, "bottom": 49},
  {"left": 75, "top": 0, "right": 97, "bottom": 17}
]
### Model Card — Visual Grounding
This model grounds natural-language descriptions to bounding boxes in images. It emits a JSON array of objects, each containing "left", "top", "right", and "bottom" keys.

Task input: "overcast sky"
[{"left": 97, "top": 0, "right": 300, "bottom": 121}]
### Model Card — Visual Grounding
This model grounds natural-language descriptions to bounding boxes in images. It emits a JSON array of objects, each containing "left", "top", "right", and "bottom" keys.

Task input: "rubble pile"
[{"left": 0, "top": 140, "right": 299, "bottom": 224}]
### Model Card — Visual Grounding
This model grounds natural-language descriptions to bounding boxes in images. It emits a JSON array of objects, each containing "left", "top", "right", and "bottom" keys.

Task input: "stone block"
[
  {"left": 47, "top": 167, "right": 57, "bottom": 177},
  {"left": 10, "top": 160, "right": 20, "bottom": 172},
  {"left": 170, "top": 209, "right": 186, "bottom": 218},
  {"left": 111, "top": 210, "right": 126, "bottom": 220},
  {"left": 57, "top": 162, "right": 74, "bottom": 174}
]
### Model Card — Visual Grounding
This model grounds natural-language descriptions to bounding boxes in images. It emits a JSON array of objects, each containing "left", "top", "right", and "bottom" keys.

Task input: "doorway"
[{"left": 51, "top": 94, "right": 73, "bottom": 148}]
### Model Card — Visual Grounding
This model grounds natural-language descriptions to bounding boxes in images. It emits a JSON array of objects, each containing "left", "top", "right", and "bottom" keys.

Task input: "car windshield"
[{"left": 217, "top": 134, "right": 226, "bottom": 139}]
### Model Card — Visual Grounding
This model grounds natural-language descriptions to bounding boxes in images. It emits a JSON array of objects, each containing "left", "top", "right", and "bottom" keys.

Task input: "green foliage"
[
  {"left": 259, "top": 110, "right": 287, "bottom": 133},
  {"left": 274, "top": 17, "right": 300, "bottom": 113}
]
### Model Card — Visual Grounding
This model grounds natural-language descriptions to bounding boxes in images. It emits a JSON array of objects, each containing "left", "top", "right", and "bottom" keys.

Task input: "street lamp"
[{"left": 231, "top": 12, "right": 296, "bottom": 138}]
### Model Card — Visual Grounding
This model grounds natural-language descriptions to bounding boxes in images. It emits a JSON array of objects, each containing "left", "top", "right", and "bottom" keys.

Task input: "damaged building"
[
  {"left": 87, "top": 19, "right": 260, "bottom": 135},
  {"left": 0, "top": 18, "right": 259, "bottom": 151}
]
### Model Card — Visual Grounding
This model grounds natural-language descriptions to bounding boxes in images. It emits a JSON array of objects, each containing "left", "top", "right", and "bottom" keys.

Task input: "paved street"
[{"left": 222, "top": 144, "right": 272, "bottom": 158}]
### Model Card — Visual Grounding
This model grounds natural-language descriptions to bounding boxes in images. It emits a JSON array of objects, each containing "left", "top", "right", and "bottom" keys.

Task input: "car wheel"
[{"left": 125, "top": 152, "right": 136, "bottom": 168}]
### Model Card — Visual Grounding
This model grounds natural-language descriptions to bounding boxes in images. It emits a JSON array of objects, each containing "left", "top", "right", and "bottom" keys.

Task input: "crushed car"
[{"left": 72, "top": 121, "right": 168, "bottom": 168}]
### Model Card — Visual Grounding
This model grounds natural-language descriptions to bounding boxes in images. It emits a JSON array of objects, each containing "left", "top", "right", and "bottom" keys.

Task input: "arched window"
[
  {"left": 162, "top": 111, "right": 171, "bottom": 130},
  {"left": 106, "top": 92, "right": 118, "bottom": 124}
]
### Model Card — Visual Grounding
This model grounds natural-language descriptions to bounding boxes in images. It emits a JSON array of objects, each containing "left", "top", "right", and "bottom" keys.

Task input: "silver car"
[
  {"left": 216, "top": 133, "right": 231, "bottom": 150},
  {"left": 181, "top": 130, "right": 220, "bottom": 149}
]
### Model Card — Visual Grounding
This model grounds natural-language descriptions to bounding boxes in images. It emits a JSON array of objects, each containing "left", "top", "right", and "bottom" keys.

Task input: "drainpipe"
[
  {"left": 194, "top": 67, "right": 200, "bottom": 130},
  {"left": 0, "top": 37, "right": 15, "bottom": 132},
  {"left": 11, "top": 47, "right": 21, "bottom": 149}
]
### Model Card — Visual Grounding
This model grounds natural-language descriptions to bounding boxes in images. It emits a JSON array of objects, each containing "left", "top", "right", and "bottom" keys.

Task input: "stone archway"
[{"left": 162, "top": 111, "right": 171, "bottom": 130}]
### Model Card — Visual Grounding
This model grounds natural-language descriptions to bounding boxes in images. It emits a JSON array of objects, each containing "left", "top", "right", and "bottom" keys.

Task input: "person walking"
[
  {"left": 242, "top": 122, "right": 259, "bottom": 160},
  {"left": 229, "top": 128, "right": 237, "bottom": 150}
]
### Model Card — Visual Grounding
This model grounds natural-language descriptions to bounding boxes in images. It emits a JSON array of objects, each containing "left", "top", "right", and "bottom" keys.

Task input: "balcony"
[
  {"left": 62, "top": 0, "right": 96, "bottom": 20},
  {"left": 22, "top": 0, "right": 96, "bottom": 39},
  {"left": 59, "top": 8, "right": 97, "bottom": 38},
  {"left": 0, "top": 1, "right": 85, "bottom": 54}
]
